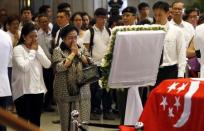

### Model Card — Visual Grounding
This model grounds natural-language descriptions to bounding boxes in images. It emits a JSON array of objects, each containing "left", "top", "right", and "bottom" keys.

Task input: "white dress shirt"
[
  {"left": 48, "top": 22, "right": 53, "bottom": 31},
  {"left": 170, "top": 20, "right": 195, "bottom": 48},
  {"left": 12, "top": 45, "right": 51, "bottom": 100},
  {"left": 195, "top": 24, "right": 204, "bottom": 77},
  {"left": 37, "top": 29, "right": 52, "bottom": 60},
  {"left": 0, "top": 30, "right": 12, "bottom": 97},
  {"left": 83, "top": 25, "right": 110, "bottom": 66},
  {"left": 161, "top": 22, "right": 186, "bottom": 77}
]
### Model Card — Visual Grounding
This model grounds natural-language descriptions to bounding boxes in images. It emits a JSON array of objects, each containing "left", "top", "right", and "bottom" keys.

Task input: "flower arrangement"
[{"left": 100, "top": 25, "right": 166, "bottom": 88}]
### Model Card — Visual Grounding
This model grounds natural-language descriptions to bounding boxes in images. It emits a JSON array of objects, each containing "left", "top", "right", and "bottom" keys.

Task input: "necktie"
[{"left": 56, "top": 29, "right": 61, "bottom": 47}]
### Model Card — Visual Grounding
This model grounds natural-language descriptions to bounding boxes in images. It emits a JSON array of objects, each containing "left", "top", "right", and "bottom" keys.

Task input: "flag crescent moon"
[{"left": 174, "top": 81, "right": 200, "bottom": 128}]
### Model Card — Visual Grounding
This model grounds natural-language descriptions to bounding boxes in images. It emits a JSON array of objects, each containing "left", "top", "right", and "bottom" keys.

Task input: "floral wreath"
[{"left": 100, "top": 25, "right": 166, "bottom": 89}]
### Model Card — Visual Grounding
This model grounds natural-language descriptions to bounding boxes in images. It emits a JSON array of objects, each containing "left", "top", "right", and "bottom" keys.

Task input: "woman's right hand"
[
  {"left": 14, "top": 31, "right": 20, "bottom": 40},
  {"left": 31, "top": 42, "right": 38, "bottom": 50}
]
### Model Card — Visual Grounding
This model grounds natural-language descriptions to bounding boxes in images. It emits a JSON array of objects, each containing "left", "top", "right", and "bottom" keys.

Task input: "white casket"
[{"left": 105, "top": 25, "right": 166, "bottom": 125}]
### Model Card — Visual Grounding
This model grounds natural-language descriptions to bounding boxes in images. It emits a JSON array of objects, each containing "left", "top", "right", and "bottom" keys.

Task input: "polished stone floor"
[{"left": 8, "top": 111, "right": 120, "bottom": 131}]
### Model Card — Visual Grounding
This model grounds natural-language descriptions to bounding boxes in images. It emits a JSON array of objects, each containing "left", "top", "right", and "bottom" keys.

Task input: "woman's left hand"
[{"left": 71, "top": 42, "right": 79, "bottom": 56}]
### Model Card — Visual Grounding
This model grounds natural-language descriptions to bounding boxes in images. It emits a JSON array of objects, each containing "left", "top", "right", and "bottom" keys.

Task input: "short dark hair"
[
  {"left": 39, "top": 5, "right": 50, "bottom": 14},
  {"left": 137, "top": 19, "right": 152, "bottom": 25},
  {"left": 37, "top": 13, "right": 49, "bottom": 19},
  {"left": 60, "top": 24, "right": 79, "bottom": 39},
  {"left": 152, "top": 1, "right": 170, "bottom": 12},
  {"left": 81, "top": 12, "right": 90, "bottom": 18},
  {"left": 94, "top": 8, "right": 108, "bottom": 16},
  {"left": 57, "top": 2, "right": 71, "bottom": 11},
  {"left": 122, "top": 6, "right": 137, "bottom": 15},
  {"left": 185, "top": 7, "right": 200, "bottom": 17},
  {"left": 138, "top": 2, "right": 150, "bottom": 11},
  {"left": 18, "top": 23, "right": 36, "bottom": 45},
  {"left": 21, "top": 6, "right": 33, "bottom": 15},
  {"left": 57, "top": 9, "right": 70, "bottom": 17}
]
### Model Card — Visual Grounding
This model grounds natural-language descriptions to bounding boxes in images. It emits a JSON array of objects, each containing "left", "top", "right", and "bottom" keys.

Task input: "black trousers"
[
  {"left": 102, "top": 88, "right": 113, "bottom": 113},
  {"left": 7, "top": 67, "right": 13, "bottom": 106},
  {"left": 155, "top": 64, "right": 178, "bottom": 87},
  {"left": 0, "top": 96, "right": 11, "bottom": 131},
  {"left": 90, "top": 81, "right": 113, "bottom": 113},
  {"left": 14, "top": 94, "right": 44, "bottom": 127},
  {"left": 116, "top": 89, "right": 128, "bottom": 124},
  {"left": 43, "top": 68, "right": 54, "bottom": 108}
]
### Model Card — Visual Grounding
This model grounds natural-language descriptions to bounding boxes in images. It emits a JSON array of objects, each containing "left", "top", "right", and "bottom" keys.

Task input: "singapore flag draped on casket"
[{"left": 139, "top": 78, "right": 204, "bottom": 131}]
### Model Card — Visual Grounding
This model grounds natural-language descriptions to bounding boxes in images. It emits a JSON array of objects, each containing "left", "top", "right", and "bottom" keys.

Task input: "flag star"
[
  {"left": 167, "top": 82, "right": 179, "bottom": 92},
  {"left": 160, "top": 96, "right": 168, "bottom": 110},
  {"left": 174, "top": 96, "right": 181, "bottom": 111},
  {"left": 177, "top": 83, "right": 188, "bottom": 93},
  {"left": 168, "top": 107, "right": 174, "bottom": 118}
]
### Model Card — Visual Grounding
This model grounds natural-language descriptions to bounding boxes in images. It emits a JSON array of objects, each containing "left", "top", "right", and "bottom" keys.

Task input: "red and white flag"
[{"left": 139, "top": 78, "right": 204, "bottom": 131}]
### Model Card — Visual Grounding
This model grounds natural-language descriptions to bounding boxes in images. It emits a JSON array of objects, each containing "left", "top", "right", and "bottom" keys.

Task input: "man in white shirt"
[
  {"left": 6, "top": 15, "right": 21, "bottom": 81},
  {"left": 152, "top": 1, "right": 186, "bottom": 86},
  {"left": 83, "top": 8, "right": 114, "bottom": 120},
  {"left": 0, "top": 29, "right": 12, "bottom": 131},
  {"left": 170, "top": 1, "right": 195, "bottom": 48},
  {"left": 38, "top": 5, "right": 53, "bottom": 30},
  {"left": 37, "top": 14, "right": 55, "bottom": 112},
  {"left": 170, "top": 1, "right": 197, "bottom": 77},
  {"left": 117, "top": 6, "right": 138, "bottom": 124},
  {"left": 195, "top": 24, "right": 204, "bottom": 77}
]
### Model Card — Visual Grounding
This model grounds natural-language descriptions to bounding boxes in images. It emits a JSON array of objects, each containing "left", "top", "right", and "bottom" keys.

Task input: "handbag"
[{"left": 77, "top": 64, "right": 101, "bottom": 86}]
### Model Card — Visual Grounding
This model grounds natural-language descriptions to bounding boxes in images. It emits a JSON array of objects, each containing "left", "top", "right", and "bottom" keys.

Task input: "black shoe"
[
  {"left": 52, "top": 120, "right": 60, "bottom": 124},
  {"left": 90, "top": 113, "right": 101, "bottom": 120},
  {"left": 44, "top": 106, "right": 55, "bottom": 112},
  {"left": 103, "top": 112, "right": 115, "bottom": 120}
]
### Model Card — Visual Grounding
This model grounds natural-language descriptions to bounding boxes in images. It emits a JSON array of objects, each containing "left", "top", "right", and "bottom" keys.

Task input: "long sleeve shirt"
[
  {"left": 37, "top": 29, "right": 52, "bottom": 60},
  {"left": 195, "top": 24, "right": 204, "bottom": 77},
  {"left": 161, "top": 22, "right": 186, "bottom": 77},
  {"left": 0, "top": 30, "right": 12, "bottom": 97},
  {"left": 12, "top": 44, "right": 51, "bottom": 100}
]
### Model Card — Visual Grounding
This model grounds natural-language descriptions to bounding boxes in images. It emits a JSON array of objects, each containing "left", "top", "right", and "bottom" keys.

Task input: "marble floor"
[{"left": 7, "top": 111, "right": 120, "bottom": 131}]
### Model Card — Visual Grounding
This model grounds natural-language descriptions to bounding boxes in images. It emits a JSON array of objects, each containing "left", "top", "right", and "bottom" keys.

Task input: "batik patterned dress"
[{"left": 52, "top": 43, "right": 90, "bottom": 131}]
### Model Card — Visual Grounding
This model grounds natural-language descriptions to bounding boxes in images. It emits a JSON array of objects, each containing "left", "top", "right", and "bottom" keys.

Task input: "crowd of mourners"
[{"left": 0, "top": 1, "right": 204, "bottom": 131}]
